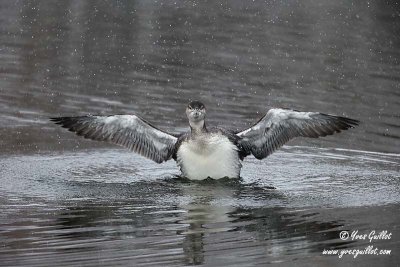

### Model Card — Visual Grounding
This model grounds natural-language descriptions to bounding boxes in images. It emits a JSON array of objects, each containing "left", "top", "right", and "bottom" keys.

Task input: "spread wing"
[
  {"left": 51, "top": 115, "right": 178, "bottom": 163},
  {"left": 237, "top": 108, "right": 359, "bottom": 159}
]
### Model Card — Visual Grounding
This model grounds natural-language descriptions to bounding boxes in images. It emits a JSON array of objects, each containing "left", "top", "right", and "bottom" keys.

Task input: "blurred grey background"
[{"left": 0, "top": 0, "right": 399, "bottom": 154}]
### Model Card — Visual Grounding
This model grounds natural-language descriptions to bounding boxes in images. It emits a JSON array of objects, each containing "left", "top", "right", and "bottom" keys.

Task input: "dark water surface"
[{"left": 0, "top": 0, "right": 399, "bottom": 266}]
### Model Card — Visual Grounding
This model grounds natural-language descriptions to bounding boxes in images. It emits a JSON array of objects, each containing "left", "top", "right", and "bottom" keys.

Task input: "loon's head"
[{"left": 186, "top": 101, "right": 206, "bottom": 131}]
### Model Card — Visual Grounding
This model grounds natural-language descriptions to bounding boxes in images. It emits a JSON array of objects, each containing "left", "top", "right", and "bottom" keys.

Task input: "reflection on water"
[
  {"left": 0, "top": 183, "right": 353, "bottom": 266},
  {"left": 0, "top": 148, "right": 399, "bottom": 266},
  {"left": 0, "top": 0, "right": 399, "bottom": 266}
]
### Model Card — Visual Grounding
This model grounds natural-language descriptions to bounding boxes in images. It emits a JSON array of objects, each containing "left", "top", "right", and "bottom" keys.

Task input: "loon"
[{"left": 51, "top": 101, "right": 359, "bottom": 180}]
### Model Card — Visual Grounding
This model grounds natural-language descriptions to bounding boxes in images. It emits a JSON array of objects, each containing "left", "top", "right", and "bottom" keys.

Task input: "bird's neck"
[{"left": 190, "top": 120, "right": 207, "bottom": 135}]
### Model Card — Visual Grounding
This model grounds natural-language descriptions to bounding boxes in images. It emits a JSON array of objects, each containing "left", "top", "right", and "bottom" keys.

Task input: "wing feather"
[
  {"left": 51, "top": 115, "right": 177, "bottom": 163},
  {"left": 237, "top": 108, "right": 359, "bottom": 159}
]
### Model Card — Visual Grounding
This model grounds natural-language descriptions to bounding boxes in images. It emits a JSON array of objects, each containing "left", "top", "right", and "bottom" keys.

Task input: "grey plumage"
[
  {"left": 51, "top": 115, "right": 177, "bottom": 163},
  {"left": 237, "top": 108, "right": 359, "bottom": 159},
  {"left": 51, "top": 103, "right": 359, "bottom": 179}
]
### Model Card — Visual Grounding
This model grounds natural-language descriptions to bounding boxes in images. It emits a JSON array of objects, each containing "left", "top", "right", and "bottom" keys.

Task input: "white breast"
[{"left": 176, "top": 134, "right": 242, "bottom": 180}]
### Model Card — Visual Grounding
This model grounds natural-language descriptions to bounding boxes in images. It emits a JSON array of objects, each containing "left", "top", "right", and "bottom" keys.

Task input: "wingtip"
[
  {"left": 50, "top": 117, "right": 62, "bottom": 123},
  {"left": 50, "top": 117, "right": 69, "bottom": 125},
  {"left": 326, "top": 114, "right": 360, "bottom": 128},
  {"left": 342, "top": 117, "right": 360, "bottom": 127}
]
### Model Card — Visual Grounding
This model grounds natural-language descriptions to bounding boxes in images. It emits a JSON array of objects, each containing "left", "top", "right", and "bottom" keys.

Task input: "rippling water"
[
  {"left": 0, "top": 0, "right": 399, "bottom": 266},
  {"left": 1, "top": 148, "right": 399, "bottom": 266}
]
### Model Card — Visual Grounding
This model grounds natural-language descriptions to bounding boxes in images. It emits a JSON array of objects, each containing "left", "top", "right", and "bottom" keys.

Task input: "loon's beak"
[{"left": 193, "top": 110, "right": 201, "bottom": 119}]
